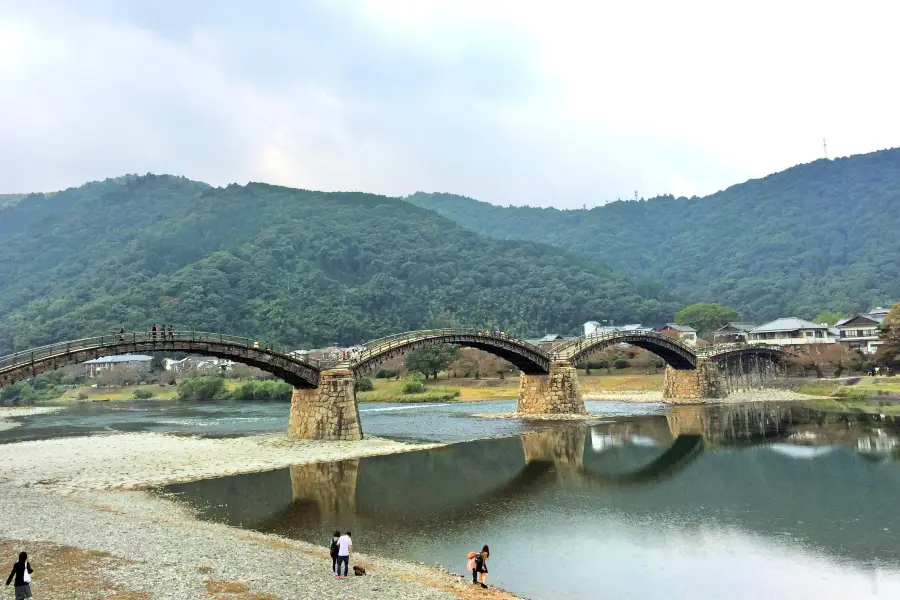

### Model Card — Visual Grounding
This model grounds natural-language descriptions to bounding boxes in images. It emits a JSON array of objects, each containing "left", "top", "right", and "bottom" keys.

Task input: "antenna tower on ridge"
[{"left": 823, "top": 138, "right": 828, "bottom": 160}]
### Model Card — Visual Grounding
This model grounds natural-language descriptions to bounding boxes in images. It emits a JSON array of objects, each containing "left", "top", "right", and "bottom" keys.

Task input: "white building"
[
  {"left": 748, "top": 318, "right": 839, "bottom": 346},
  {"left": 84, "top": 354, "right": 152, "bottom": 378},
  {"left": 659, "top": 323, "right": 698, "bottom": 347},
  {"left": 583, "top": 321, "right": 651, "bottom": 337},
  {"left": 836, "top": 307, "right": 890, "bottom": 354}
]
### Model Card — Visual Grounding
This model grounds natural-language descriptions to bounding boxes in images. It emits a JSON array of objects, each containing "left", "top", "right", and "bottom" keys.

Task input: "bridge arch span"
[
  {"left": 702, "top": 345, "right": 789, "bottom": 366},
  {"left": 0, "top": 332, "right": 322, "bottom": 389},
  {"left": 553, "top": 331, "right": 697, "bottom": 370},
  {"left": 350, "top": 329, "right": 551, "bottom": 376}
]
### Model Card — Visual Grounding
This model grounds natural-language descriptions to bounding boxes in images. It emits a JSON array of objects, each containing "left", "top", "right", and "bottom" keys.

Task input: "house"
[
  {"left": 527, "top": 334, "right": 576, "bottom": 350},
  {"left": 660, "top": 323, "right": 698, "bottom": 347},
  {"left": 836, "top": 307, "right": 890, "bottom": 354},
  {"left": 168, "top": 356, "right": 235, "bottom": 373},
  {"left": 84, "top": 354, "right": 153, "bottom": 378},
  {"left": 713, "top": 322, "right": 757, "bottom": 345},
  {"left": 747, "top": 318, "right": 838, "bottom": 346},
  {"left": 583, "top": 321, "right": 652, "bottom": 337}
]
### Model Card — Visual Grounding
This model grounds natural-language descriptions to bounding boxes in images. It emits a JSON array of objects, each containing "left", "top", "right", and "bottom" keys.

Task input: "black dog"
[{"left": 353, "top": 565, "right": 366, "bottom": 576}]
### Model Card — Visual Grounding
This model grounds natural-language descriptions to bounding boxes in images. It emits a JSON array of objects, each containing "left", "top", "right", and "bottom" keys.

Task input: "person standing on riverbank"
[
  {"left": 335, "top": 531, "right": 352, "bottom": 579},
  {"left": 5, "top": 551, "right": 34, "bottom": 599},
  {"left": 330, "top": 530, "right": 341, "bottom": 574},
  {"left": 474, "top": 545, "right": 489, "bottom": 589}
]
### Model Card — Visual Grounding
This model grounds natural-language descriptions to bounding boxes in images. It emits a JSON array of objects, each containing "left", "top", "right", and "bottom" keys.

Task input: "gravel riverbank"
[
  {"left": 0, "top": 406, "right": 64, "bottom": 431},
  {"left": 0, "top": 430, "right": 520, "bottom": 599}
]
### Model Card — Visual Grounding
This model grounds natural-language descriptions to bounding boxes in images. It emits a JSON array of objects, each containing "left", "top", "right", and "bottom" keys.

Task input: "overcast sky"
[{"left": 2, "top": 1, "right": 899, "bottom": 207}]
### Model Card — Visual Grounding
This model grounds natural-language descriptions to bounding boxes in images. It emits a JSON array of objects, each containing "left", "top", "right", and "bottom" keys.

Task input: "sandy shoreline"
[{"left": 0, "top": 426, "right": 519, "bottom": 599}]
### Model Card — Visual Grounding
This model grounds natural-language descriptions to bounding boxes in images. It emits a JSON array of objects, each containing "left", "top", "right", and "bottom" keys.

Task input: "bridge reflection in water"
[{"left": 165, "top": 402, "right": 900, "bottom": 582}]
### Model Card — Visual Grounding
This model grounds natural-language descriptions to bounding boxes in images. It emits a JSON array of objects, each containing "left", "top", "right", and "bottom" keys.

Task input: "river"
[{"left": 8, "top": 399, "right": 900, "bottom": 599}]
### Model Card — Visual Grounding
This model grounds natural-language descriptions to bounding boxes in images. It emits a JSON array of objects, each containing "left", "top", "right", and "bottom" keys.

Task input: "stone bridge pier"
[
  {"left": 517, "top": 360, "right": 586, "bottom": 414},
  {"left": 288, "top": 369, "right": 362, "bottom": 441},
  {"left": 662, "top": 358, "right": 723, "bottom": 401},
  {"left": 289, "top": 459, "right": 360, "bottom": 522},
  {"left": 521, "top": 428, "right": 585, "bottom": 477}
]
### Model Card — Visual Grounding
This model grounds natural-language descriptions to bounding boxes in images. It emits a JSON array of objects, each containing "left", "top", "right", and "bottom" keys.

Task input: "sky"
[{"left": 2, "top": 0, "right": 899, "bottom": 208}]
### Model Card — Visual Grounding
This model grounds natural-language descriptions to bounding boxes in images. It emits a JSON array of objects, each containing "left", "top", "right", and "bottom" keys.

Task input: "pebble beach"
[{"left": 0, "top": 411, "right": 519, "bottom": 600}]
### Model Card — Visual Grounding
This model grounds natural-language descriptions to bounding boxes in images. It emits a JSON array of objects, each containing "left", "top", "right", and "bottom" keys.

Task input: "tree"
[
  {"left": 150, "top": 355, "right": 167, "bottom": 372},
  {"left": 875, "top": 303, "right": 900, "bottom": 367},
  {"left": 675, "top": 303, "right": 741, "bottom": 338},
  {"left": 813, "top": 311, "right": 845, "bottom": 326},
  {"left": 404, "top": 345, "right": 461, "bottom": 379}
]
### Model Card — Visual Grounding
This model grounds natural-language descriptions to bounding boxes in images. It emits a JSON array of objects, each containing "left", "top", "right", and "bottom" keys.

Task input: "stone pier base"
[
  {"left": 663, "top": 359, "right": 723, "bottom": 402},
  {"left": 517, "top": 360, "right": 586, "bottom": 414},
  {"left": 288, "top": 369, "right": 362, "bottom": 441}
]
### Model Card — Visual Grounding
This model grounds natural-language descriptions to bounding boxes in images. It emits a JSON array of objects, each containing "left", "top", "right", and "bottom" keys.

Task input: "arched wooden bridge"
[{"left": 0, "top": 328, "right": 788, "bottom": 389}]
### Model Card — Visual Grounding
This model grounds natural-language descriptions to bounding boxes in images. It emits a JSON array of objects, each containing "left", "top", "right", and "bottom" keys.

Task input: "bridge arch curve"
[
  {"left": 350, "top": 329, "right": 551, "bottom": 376},
  {"left": 0, "top": 332, "right": 323, "bottom": 389},
  {"left": 553, "top": 331, "right": 698, "bottom": 370}
]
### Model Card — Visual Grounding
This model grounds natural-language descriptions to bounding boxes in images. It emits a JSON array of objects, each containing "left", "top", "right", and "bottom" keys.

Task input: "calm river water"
[
  {"left": 155, "top": 401, "right": 900, "bottom": 600},
  {"left": 9, "top": 399, "right": 900, "bottom": 598}
]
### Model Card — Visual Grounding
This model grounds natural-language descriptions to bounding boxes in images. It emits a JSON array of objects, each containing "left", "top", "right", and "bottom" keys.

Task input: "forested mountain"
[
  {"left": 408, "top": 148, "right": 900, "bottom": 321},
  {"left": 0, "top": 175, "right": 678, "bottom": 354}
]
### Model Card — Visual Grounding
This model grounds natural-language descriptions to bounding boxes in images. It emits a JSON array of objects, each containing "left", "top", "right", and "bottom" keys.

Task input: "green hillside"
[
  {"left": 0, "top": 175, "right": 678, "bottom": 354},
  {"left": 408, "top": 148, "right": 900, "bottom": 320}
]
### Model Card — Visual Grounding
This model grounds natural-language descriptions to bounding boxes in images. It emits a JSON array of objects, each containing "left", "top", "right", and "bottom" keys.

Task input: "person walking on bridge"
[{"left": 5, "top": 551, "right": 34, "bottom": 599}]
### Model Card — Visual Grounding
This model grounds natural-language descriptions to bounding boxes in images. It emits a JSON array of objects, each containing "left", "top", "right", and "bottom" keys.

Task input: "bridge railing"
[
  {"left": 0, "top": 331, "right": 324, "bottom": 373},
  {"left": 697, "top": 341, "right": 780, "bottom": 357},
  {"left": 552, "top": 330, "right": 692, "bottom": 358},
  {"left": 351, "top": 327, "right": 548, "bottom": 367}
]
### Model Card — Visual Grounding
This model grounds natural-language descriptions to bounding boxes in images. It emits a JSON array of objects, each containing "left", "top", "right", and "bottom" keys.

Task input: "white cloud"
[{"left": 1, "top": 0, "right": 898, "bottom": 207}]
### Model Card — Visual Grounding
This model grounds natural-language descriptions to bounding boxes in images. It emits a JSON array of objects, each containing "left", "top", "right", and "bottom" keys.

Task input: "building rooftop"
[
  {"left": 84, "top": 354, "right": 153, "bottom": 364},
  {"left": 836, "top": 312, "right": 888, "bottom": 327},
  {"left": 716, "top": 322, "right": 757, "bottom": 332},
  {"left": 750, "top": 318, "right": 830, "bottom": 334},
  {"left": 663, "top": 323, "right": 697, "bottom": 333}
]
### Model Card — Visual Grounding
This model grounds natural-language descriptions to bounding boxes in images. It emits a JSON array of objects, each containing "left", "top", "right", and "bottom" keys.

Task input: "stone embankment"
[{"left": 0, "top": 429, "right": 521, "bottom": 600}]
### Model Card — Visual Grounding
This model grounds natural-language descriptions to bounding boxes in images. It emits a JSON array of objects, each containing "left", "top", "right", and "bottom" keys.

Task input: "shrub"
[
  {"left": 76, "top": 390, "right": 89, "bottom": 401},
  {"left": 402, "top": 379, "right": 426, "bottom": 394},
  {"left": 177, "top": 376, "right": 229, "bottom": 402},
  {"left": 375, "top": 370, "right": 396, "bottom": 379},
  {"left": 613, "top": 358, "right": 631, "bottom": 370},
  {"left": 133, "top": 389, "right": 154, "bottom": 399},
  {"left": 232, "top": 380, "right": 292, "bottom": 402},
  {"left": 357, "top": 377, "right": 375, "bottom": 392}
]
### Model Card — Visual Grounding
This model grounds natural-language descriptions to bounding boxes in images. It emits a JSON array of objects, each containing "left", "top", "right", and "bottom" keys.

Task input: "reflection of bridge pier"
[
  {"left": 667, "top": 403, "right": 795, "bottom": 446},
  {"left": 289, "top": 459, "right": 360, "bottom": 523},
  {"left": 522, "top": 427, "right": 586, "bottom": 476}
]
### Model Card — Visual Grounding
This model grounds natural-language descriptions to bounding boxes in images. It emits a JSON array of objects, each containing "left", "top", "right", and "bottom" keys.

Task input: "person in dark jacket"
[
  {"left": 5, "top": 551, "right": 34, "bottom": 599},
  {"left": 330, "top": 530, "right": 341, "bottom": 574}
]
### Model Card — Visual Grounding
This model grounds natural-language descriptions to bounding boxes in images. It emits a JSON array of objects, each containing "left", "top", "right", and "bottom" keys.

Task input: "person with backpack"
[
  {"left": 329, "top": 531, "right": 341, "bottom": 574},
  {"left": 5, "top": 551, "right": 34, "bottom": 599},
  {"left": 468, "top": 545, "right": 489, "bottom": 588}
]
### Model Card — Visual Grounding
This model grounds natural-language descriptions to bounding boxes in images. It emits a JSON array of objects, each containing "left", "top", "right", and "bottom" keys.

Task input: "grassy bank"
[
  {"left": 357, "top": 379, "right": 462, "bottom": 403},
  {"left": 797, "top": 378, "right": 900, "bottom": 414}
]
